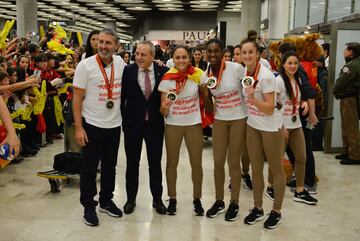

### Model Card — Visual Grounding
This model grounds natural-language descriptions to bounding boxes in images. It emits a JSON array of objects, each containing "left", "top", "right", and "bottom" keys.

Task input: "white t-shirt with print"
[
  {"left": 200, "top": 61, "right": 247, "bottom": 121},
  {"left": 243, "top": 63, "right": 278, "bottom": 132},
  {"left": 73, "top": 55, "right": 125, "bottom": 128},
  {"left": 158, "top": 78, "right": 201, "bottom": 126},
  {"left": 274, "top": 75, "right": 286, "bottom": 129},
  {"left": 276, "top": 75, "right": 302, "bottom": 129}
]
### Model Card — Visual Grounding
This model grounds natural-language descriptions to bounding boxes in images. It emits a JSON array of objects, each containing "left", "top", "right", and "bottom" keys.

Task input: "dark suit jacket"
[{"left": 121, "top": 62, "right": 169, "bottom": 132}]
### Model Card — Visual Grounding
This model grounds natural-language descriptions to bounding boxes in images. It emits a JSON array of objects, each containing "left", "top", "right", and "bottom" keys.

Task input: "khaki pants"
[
  {"left": 213, "top": 118, "right": 246, "bottom": 203},
  {"left": 340, "top": 97, "right": 360, "bottom": 160},
  {"left": 269, "top": 127, "right": 306, "bottom": 187},
  {"left": 247, "top": 125, "right": 286, "bottom": 211},
  {"left": 165, "top": 124, "right": 203, "bottom": 199}
]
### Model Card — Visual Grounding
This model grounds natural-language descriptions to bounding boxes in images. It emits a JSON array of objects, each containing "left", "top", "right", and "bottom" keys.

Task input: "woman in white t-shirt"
[
  {"left": 200, "top": 39, "right": 246, "bottom": 222},
  {"left": 158, "top": 46, "right": 204, "bottom": 216},
  {"left": 241, "top": 38, "right": 286, "bottom": 229},
  {"left": 267, "top": 51, "right": 318, "bottom": 205}
]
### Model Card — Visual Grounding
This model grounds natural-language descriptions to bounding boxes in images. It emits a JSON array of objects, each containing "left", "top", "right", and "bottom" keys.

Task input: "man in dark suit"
[{"left": 121, "top": 41, "right": 169, "bottom": 215}]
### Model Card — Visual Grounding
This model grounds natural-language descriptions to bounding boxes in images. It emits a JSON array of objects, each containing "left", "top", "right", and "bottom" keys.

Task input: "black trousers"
[
  {"left": 124, "top": 121, "right": 164, "bottom": 202},
  {"left": 286, "top": 116, "right": 316, "bottom": 186},
  {"left": 80, "top": 121, "right": 121, "bottom": 208}
]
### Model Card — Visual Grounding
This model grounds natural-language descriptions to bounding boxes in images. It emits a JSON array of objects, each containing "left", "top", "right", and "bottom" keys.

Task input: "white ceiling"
[{"left": 0, "top": 0, "right": 242, "bottom": 40}]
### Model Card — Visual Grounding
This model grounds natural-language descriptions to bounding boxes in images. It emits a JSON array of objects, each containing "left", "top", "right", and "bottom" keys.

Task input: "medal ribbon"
[
  {"left": 96, "top": 54, "right": 114, "bottom": 100},
  {"left": 208, "top": 59, "right": 225, "bottom": 86},
  {"left": 290, "top": 80, "right": 299, "bottom": 115},
  {"left": 246, "top": 61, "right": 261, "bottom": 88}
]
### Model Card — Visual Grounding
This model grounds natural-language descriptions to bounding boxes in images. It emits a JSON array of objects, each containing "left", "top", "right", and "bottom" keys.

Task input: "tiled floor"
[{"left": 0, "top": 137, "right": 359, "bottom": 241}]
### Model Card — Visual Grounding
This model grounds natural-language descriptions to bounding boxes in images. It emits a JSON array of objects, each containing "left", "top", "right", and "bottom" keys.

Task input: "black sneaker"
[
  {"left": 244, "top": 207, "right": 265, "bottom": 225},
  {"left": 266, "top": 186, "right": 274, "bottom": 201},
  {"left": 264, "top": 210, "right": 282, "bottom": 229},
  {"left": 167, "top": 199, "right": 177, "bottom": 215},
  {"left": 193, "top": 199, "right": 204, "bottom": 216},
  {"left": 242, "top": 173, "right": 252, "bottom": 190},
  {"left": 206, "top": 200, "right": 225, "bottom": 218},
  {"left": 99, "top": 200, "right": 123, "bottom": 218},
  {"left": 335, "top": 153, "right": 348, "bottom": 160},
  {"left": 293, "top": 190, "right": 318, "bottom": 205},
  {"left": 83, "top": 207, "right": 99, "bottom": 226},
  {"left": 227, "top": 182, "right": 232, "bottom": 192},
  {"left": 225, "top": 202, "right": 239, "bottom": 221},
  {"left": 286, "top": 176, "right": 296, "bottom": 187},
  {"left": 304, "top": 184, "right": 317, "bottom": 194}
]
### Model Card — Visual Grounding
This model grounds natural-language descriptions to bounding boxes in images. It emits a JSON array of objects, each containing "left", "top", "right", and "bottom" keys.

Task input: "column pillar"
[
  {"left": 240, "top": 0, "right": 261, "bottom": 39},
  {"left": 16, "top": 0, "right": 38, "bottom": 40}
]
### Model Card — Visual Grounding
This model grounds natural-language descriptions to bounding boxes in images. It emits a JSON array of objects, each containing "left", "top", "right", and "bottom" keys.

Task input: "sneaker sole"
[
  {"left": 266, "top": 192, "right": 274, "bottom": 201},
  {"left": 264, "top": 219, "right": 282, "bottom": 229},
  {"left": 167, "top": 211, "right": 176, "bottom": 215},
  {"left": 99, "top": 207, "right": 122, "bottom": 217},
  {"left": 193, "top": 209, "right": 204, "bottom": 216},
  {"left": 225, "top": 214, "right": 238, "bottom": 221},
  {"left": 206, "top": 208, "right": 226, "bottom": 218},
  {"left": 83, "top": 218, "right": 99, "bottom": 226},
  {"left": 244, "top": 215, "right": 265, "bottom": 225},
  {"left": 293, "top": 197, "right": 317, "bottom": 205},
  {"left": 242, "top": 180, "right": 252, "bottom": 190}
]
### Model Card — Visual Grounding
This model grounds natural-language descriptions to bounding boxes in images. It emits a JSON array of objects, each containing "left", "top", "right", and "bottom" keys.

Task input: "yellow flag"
[{"left": 0, "top": 20, "right": 15, "bottom": 49}]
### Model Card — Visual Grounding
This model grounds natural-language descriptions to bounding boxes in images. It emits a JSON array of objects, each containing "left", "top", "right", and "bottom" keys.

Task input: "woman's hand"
[
  {"left": 283, "top": 128, "right": 289, "bottom": 140},
  {"left": 160, "top": 98, "right": 172, "bottom": 117},
  {"left": 245, "top": 86, "right": 255, "bottom": 104},
  {"left": 1, "top": 131, "right": 20, "bottom": 159},
  {"left": 300, "top": 101, "right": 309, "bottom": 116}
]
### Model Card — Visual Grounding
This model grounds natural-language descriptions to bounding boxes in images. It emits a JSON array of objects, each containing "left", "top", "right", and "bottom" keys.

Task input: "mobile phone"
[{"left": 33, "top": 70, "right": 41, "bottom": 79}]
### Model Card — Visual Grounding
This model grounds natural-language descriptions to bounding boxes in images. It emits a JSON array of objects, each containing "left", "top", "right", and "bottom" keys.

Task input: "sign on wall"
[{"left": 146, "top": 30, "right": 210, "bottom": 41}]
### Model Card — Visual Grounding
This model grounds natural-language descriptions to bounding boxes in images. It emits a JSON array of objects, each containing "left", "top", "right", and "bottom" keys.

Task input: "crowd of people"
[{"left": 1, "top": 24, "right": 359, "bottom": 230}]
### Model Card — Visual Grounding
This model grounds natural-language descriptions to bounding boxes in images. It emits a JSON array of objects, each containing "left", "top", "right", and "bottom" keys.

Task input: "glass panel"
[
  {"left": 328, "top": 0, "right": 352, "bottom": 20},
  {"left": 309, "top": 0, "right": 325, "bottom": 24},
  {"left": 355, "top": 0, "right": 360, "bottom": 13},
  {"left": 294, "top": 0, "right": 308, "bottom": 28}
]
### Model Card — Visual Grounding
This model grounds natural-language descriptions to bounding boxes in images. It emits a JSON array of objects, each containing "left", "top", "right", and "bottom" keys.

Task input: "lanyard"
[
  {"left": 290, "top": 80, "right": 299, "bottom": 115},
  {"left": 246, "top": 61, "right": 261, "bottom": 88},
  {"left": 208, "top": 59, "right": 225, "bottom": 86},
  {"left": 96, "top": 54, "right": 114, "bottom": 100}
]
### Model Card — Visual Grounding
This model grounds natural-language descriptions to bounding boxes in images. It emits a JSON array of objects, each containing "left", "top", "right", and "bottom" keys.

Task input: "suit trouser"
[
  {"left": 247, "top": 125, "right": 285, "bottom": 211},
  {"left": 165, "top": 124, "right": 203, "bottom": 199},
  {"left": 212, "top": 118, "right": 246, "bottom": 203},
  {"left": 340, "top": 97, "right": 360, "bottom": 160},
  {"left": 80, "top": 121, "right": 121, "bottom": 208},
  {"left": 124, "top": 121, "right": 164, "bottom": 202},
  {"left": 269, "top": 127, "right": 306, "bottom": 187}
]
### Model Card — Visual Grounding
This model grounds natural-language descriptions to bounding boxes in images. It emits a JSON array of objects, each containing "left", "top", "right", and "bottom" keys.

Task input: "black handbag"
[{"left": 53, "top": 152, "right": 82, "bottom": 173}]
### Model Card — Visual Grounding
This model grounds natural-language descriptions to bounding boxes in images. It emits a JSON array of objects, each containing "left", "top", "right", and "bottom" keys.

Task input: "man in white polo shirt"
[{"left": 73, "top": 28, "right": 125, "bottom": 226}]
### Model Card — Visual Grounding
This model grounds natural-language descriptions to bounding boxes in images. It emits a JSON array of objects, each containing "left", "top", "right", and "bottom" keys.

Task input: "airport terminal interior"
[{"left": 0, "top": 0, "right": 360, "bottom": 240}]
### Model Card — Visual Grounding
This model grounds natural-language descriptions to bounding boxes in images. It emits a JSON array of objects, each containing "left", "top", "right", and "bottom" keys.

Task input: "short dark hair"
[
  {"left": 240, "top": 38, "right": 260, "bottom": 51},
  {"left": 28, "top": 43, "right": 40, "bottom": 54},
  {"left": 321, "top": 43, "right": 330, "bottom": 53},
  {"left": 279, "top": 42, "right": 296, "bottom": 55},
  {"left": 173, "top": 45, "right": 191, "bottom": 57},
  {"left": 206, "top": 38, "right": 224, "bottom": 51},
  {"left": 346, "top": 42, "right": 360, "bottom": 58},
  {"left": 259, "top": 46, "right": 266, "bottom": 54}
]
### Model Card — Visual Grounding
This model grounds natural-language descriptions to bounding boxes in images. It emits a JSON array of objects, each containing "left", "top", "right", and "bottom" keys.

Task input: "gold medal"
[
  {"left": 206, "top": 76, "right": 217, "bottom": 89},
  {"left": 166, "top": 92, "right": 177, "bottom": 102},
  {"left": 106, "top": 100, "right": 114, "bottom": 109},
  {"left": 242, "top": 76, "right": 255, "bottom": 88}
]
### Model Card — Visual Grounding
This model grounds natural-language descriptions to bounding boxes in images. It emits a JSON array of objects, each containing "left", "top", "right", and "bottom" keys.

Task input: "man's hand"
[{"left": 75, "top": 126, "right": 88, "bottom": 146}]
